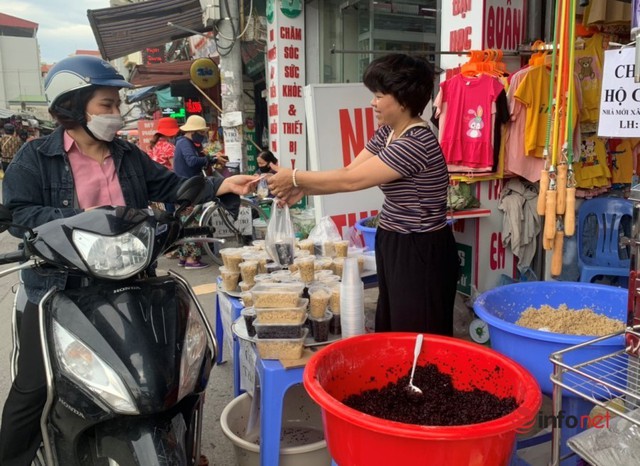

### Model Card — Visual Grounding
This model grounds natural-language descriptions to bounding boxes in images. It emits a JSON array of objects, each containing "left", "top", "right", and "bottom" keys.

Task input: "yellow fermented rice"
[{"left": 516, "top": 304, "right": 624, "bottom": 336}]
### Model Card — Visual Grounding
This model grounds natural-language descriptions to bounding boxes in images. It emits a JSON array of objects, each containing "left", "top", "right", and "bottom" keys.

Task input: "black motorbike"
[{"left": 0, "top": 177, "right": 219, "bottom": 466}]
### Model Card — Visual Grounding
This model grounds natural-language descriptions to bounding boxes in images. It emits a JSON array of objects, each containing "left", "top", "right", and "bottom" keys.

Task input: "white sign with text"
[
  {"left": 598, "top": 47, "right": 640, "bottom": 137},
  {"left": 266, "top": 1, "right": 307, "bottom": 170},
  {"left": 304, "top": 83, "right": 383, "bottom": 235}
]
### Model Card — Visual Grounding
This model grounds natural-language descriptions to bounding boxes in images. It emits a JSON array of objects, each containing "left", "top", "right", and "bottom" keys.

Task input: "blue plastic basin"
[
  {"left": 354, "top": 217, "right": 376, "bottom": 251},
  {"left": 473, "top": 281, "right": 626, "bottom": 397},
  {"left": 475, "top": 281, "right": 627, "bottom": 464}
]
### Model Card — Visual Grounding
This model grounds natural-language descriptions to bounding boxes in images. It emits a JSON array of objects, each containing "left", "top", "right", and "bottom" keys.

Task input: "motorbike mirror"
[{"left": 176, "top": 176, "right": 207, "bottom": 206}]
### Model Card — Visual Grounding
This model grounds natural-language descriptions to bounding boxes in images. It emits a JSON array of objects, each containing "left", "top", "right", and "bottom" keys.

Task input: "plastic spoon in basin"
[{"left": 406, "top": 334, "right": 424, "bottom": 401}]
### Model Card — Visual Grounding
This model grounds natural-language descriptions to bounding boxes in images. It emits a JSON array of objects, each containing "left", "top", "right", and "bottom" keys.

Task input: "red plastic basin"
[{"left": 303, "top": 333, "right": 541, "bottom": 466}]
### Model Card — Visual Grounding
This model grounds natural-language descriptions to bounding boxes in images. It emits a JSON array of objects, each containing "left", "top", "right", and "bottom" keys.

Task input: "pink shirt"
[
  {"left": 65, "top": 132, "right": 125, "bottom": 209},
  {"left": 438, "top": 74, "right": 505, "bottom": 169},
  {"left": 148, "top": 138, "right": 175, "bottom": 169},
  {"left": 504, "top": 67, "right": 544, "bottom": 182}
]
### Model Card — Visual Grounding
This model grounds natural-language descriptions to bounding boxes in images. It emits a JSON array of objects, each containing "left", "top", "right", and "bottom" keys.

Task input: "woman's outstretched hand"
[
  {"left": 222, "top": 174, "right": 261, "bottom": 196},
  {"left": 267, "top": 164, "right": 295, "bottom": 200},
  {"left": 275, "top": 187, "right": 305, "bottom": 207}
]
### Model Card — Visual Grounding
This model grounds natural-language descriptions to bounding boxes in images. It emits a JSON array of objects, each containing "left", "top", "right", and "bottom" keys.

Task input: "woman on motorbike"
[{"left": 0, "top": 55, "right": 257, "bottom": 466}]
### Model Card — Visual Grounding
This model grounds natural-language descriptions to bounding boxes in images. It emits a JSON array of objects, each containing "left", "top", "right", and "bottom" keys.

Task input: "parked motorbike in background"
[{"left": 0, "top": 176, "right": 219, "bottom": 466}]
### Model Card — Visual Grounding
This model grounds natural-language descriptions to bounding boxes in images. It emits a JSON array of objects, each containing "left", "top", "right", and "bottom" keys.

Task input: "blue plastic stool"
[
  {"left": 255, "top": 357, "right": 305, "bottom": 466},
  {"left": 215, "top": 280, "right": 244, "bottom": 396},
  {"left": 577, "top": 197, "right": 632, "bottom": 284}
]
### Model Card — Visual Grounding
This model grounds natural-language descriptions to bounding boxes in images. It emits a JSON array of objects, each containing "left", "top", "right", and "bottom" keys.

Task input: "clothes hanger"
[
  {"left": 482, "top": 49, "right": 498, "bottom": 76},
  {"left": 461, "top": 50, "right": 485, "bottom": 77},
  {"left": 529, "top": 40, "right": 546, "bottom": 66},
  {"left": 493, "top": 49, "right": 507, "bottom": 76}
]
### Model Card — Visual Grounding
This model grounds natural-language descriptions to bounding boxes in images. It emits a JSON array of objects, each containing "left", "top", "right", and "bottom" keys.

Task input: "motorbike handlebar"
[{"left": 0, "top": 249, "right": 28, "bottom": 265}]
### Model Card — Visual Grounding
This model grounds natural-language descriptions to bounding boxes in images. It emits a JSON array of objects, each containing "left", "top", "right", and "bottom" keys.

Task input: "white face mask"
[{"left": 86, "top": 113, "right": 123, "bottom": 141}]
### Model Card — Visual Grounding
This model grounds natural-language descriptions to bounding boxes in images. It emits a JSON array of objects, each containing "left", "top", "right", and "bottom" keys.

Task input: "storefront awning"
[
  {"left": 0, "top": 108, "right": 16, "bottom": 119},
  {"left": 128, "top": 60, "right": 195, "bottom": 87},
  {"left": 87, "top": 0, "right": 208, "bottom": 61},
  {"left": 126, "top": 86, "right": 158, "bottom": 104}
]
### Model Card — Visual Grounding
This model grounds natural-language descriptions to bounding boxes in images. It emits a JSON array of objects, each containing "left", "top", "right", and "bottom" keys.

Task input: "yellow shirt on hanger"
[
  {"left": 609, "top": 139, "right": 635, "bottom": 184},
  {"left": 575, "top": 135, "right": 611, "bottom": 188},
  {"left": 514, "top": 65, "right": 579, "bottom": 158},
  {"left": 574, "top": 34, "right": 605, "bottom": 123}
]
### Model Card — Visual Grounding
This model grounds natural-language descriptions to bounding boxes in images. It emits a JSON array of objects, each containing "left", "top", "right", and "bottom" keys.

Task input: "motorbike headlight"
[
  {"left": 177, "top": 310, "right": 208, "bottom": 402},
  {"left": 53, "top": 320, "right": 138, "bottom": 414},
  {"left": 72, "top": 224, "right": 153, "bottom": 279}
]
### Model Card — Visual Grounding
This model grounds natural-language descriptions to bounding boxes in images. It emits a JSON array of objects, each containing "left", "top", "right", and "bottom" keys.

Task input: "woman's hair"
[
  {"left": 48, "top": 85, "right": 103, "bottom": 129},
  {"left": 149, "top": 133, "right": 160, "bottom": 150},
  {"left": 362, "top": 54, "right": 435, "bottom": 117},
  {"left": 257, "top": 150, "right": 278, "bottom": 165}
]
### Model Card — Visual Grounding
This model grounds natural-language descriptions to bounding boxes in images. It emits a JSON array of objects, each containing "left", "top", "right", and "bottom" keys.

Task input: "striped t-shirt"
[{"left": 365, "top": 124, "right": 449, "bottom": 233}]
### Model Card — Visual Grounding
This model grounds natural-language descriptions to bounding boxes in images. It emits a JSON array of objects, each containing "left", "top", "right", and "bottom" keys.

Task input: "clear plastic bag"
[
  {"left": 567, "top": 406, "right": 640, "bottom": 465},
  {"left": 307, "top": 216, "right": 342, "bottom": 256},
  {"left": 265, "top": 204, "right": 296, "bottom": 266}
]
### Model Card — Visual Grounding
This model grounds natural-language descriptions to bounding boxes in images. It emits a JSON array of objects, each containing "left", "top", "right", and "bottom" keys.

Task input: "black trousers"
[
  {"left": 374, "top": 226, "right": 459, "bottom": 336},
  {"left": 0, "top": 300, "right": 47, "bottom": 466}
]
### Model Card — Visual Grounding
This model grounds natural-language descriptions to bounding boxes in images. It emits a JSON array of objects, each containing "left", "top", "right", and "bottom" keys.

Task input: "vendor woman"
[{"left": 265, "top": 53, "right": 459, "bottom": 336}]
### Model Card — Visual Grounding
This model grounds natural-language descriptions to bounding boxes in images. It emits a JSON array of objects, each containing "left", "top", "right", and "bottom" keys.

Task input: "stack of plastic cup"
[{"left": 340, "top": 257, "right": 365, "bottom": 337}]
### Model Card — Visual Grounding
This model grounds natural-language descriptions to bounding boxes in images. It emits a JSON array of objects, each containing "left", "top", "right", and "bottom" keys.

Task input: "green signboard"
[{"left": 456, "top": 243, "right": 472, "bottom": 296}]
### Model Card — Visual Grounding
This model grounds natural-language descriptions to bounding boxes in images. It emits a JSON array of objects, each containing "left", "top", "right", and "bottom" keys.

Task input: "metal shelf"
[
  {"left": 551, "top": 329, "right": 640, "bottom": 426},
  {"left": 549, "top": 328, "right": 640, "bottom": 465}
]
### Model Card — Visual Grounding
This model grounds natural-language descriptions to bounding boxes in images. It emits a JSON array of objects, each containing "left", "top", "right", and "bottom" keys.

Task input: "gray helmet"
[{"left": 44, "top": 55, "right": 133, "bottom": 111}]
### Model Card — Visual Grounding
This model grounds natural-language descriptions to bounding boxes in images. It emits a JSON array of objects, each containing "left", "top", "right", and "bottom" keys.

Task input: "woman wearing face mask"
[
  {"left": 171, "top": 115, "right": 218, "bottom": 269},
  {"left": 256, "top": 149, "right": 278, "bottom": 174},
  {"left": 254, "top": 150, "right": 279, "bottom": 200},
  {"left": 0, "top": 55, "right": 258, "bottom": 466},
  {"left": 173, "top": 115, "right": 211, "bottom": 178}
]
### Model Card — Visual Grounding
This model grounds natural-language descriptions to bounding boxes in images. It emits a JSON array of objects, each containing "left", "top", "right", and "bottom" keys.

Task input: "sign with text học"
[
  {"left": 598, "top": 47, "right": 640, "bottom": 137},
  {"left": 266, "top": 0, "right": 307, "bottom": 170},
  {"left": 440, "top": 0, "right": 525, "bottom": 79},
  {"left": 439, "top": 0, "right": 483, "bottom": 79}
]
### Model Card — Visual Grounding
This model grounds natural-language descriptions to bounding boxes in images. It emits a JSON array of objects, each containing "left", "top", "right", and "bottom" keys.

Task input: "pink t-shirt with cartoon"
[{"left": 438, "top": 74, "right": 505, "bottom": 168}]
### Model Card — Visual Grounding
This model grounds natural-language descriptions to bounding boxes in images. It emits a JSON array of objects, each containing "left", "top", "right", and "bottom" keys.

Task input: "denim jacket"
[{"left": 2, "top": 127, "right": 232, "bottom": 303}]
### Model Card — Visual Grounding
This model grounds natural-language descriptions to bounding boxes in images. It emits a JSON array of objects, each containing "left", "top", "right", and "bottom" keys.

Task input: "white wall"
[{"left": 0, "top": 36, "right": 44, "bottom": 109}]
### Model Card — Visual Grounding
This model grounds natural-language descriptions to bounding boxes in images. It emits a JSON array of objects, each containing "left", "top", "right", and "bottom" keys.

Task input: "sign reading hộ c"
[{"left": 599, "top": 47, "right": 640, "bottom": 137}]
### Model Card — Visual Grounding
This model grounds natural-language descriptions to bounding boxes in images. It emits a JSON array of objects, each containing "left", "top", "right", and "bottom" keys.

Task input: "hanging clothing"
[
  {"left": 574, "top": 33, "right": 605, "bottom": 123},
  {"left": 583, "top": 0, "right": 631, "bottom": 26},
  {"left": 574, "top": 135, "right": 611, "bottom": 189},
  {"left": 608, "top": 138, "right": 636, "bottom": 185},
  {"left": 435, "top": 73, "right": 506, "bottom": 171},
  {"left": 504, "top": 66, "right": 545, "bottom": 182},
  {"left": 498, "top": 178, "right": 541, "bottom": 269},
  {"left": 514, "top": 65, "right": 580, "bottom": 159}
]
